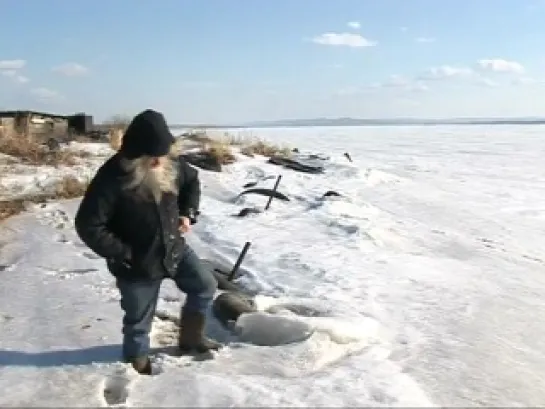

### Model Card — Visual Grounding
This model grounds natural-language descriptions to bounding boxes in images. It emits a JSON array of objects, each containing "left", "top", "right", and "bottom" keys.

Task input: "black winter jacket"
[{"left": 74, "top": 153, "right": 200, "bottom": 281}]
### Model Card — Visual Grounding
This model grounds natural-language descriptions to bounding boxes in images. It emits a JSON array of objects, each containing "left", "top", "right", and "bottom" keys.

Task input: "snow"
[
  {"left": 2, "top": 124, "right": 545, "bottom": 407},
  {"left": 0, "top": 141, "right": 111, "bottom": 201}
]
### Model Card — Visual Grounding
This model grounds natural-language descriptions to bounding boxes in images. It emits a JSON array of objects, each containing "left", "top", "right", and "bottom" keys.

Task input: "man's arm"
[
  {"left": 177, "top": 159, "right": 201, "bottom": 223},
  {"left": 74, "top": 169, "right": 131, "bottom": 262}
]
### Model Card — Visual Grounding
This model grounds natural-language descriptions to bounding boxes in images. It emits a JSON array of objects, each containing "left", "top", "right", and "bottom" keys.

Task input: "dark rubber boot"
[
  {"left": 129, "top": 356, "right": 152, "bottom": 375},
  {"left": 178, "top": 311, "right": 222, "bottom": 353}
]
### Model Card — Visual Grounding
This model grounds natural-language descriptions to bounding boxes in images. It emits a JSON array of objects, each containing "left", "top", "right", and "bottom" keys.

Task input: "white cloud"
[
  {"left": 0, "top": 59, "right": 26, "bottom": 70},
  {"left": 31, "top": 87, "right": 62, "bottom": 101},
  {"left": 52, "top": 62, "right": 89, "bottom": 77},
  {"left": 477, "top": 59, "right": 525, "bottom": 74},
  {"left": 415, "top": 37, "right": 436, "bottom": 43},
  {"left": 475, "top": 76, "right": 499, "bottom": 87},
  {"left": 419, "top": 65, "right": 473, "bottom": 80},
  {"left": 347, "top": 21, "right": 361, "bottom": 29},
  {"left": 311, "top": 32, "right": 377, "bottom": 47},
  {"left": 1, "top": 69, "right": 29, "bottom": 84}
]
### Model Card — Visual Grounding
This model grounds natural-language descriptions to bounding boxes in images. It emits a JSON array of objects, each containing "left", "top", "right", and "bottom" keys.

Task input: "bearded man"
[{"left": 74, "top": 109, "right": 221, "bottom": 375}]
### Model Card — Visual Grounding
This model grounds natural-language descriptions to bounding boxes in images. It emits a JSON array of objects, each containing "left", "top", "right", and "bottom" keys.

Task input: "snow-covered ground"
[
  {"left": 1, "top": 124, "right": 545, "bottom": 407},
  {"left": 0, "top": 141, "right": 112, "bottom": 201}
]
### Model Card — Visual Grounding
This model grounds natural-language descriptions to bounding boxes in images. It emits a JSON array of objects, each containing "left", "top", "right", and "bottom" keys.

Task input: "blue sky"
[{"left": 1, "top": 0, "right": 544, "bottom": 124}]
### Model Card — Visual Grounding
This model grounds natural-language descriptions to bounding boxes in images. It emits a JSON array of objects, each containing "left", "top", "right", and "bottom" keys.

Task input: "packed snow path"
[{"left": 1, "top": 125, "right": 545, "bottom": 406}]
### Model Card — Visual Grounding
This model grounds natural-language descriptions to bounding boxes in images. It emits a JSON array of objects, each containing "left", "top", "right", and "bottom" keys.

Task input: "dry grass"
[
  {"left": 239, "top": 139, "right": 292, "bottom": 158},
  {"left": 181, "top": 129, "right": 292, "bottom": 162},
  {"left": 101, "top": 114, "right": 131, "bottom": 152},
  {"left": 0, "top": 199, "right": 26, "bottom": 222},
  {"left": 52, "top": 175, "right": 90, "bottom": 199},
  {"left": 108, "top": 128, "right": 124, "bottom": 151},
  {"left": 217, "top": 132, "right": 292, "bottom": 158},
  {"left": 0, "top": 128, "right": 90, "bottom": 167},
  {"left": 0, "top": 175, "right": 89, "bottom": 222},
  {"left": 204, "top": 140, "right": 237, "bottom": 165}
]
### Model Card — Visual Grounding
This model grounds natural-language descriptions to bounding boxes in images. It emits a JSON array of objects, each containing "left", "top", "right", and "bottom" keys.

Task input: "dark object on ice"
[
  {"left": 203, "top": 241, "right": 252, "bottom": 289},
  {"left": 45, "top": 137, "right": 61, "bottom": 152},
  {"left": 243, "top": 175, "right": 277, "bottom": 190},
  {"left": 308, "top": 154, "right": 329, "bottom": 160},
  {"left": 292, "top": 147, "right": 299, "bottom": 153},
  {"left": 234, "top": 207, "right": 261, "bottom": 217},
  {"left": 322, "top": 190, "right": 342, "bottom": 198},
  {"left": 268, "top": 155, "right": 324, "bottom": 174},
  {"left": 344, "top": 152, "right": 352, "bottom": 162},
  {"left": 236, "top": 187, "right": 290, "bottom": 202},
  {"left": 181, "top": 152, "right": 222, "bottom": 172},
  {"left": 265, "top": 175, "right": 282, "bottom": 210},
  {"left": 227, "top": 241, "right": 251, "bottom": 281},
  {"left": 212, "top": 291, "right": 257, "bottom": 325},
  {"left": 235, "top": 175, "right": 286, "bottom": 217},
  {"left": 211, "top": 269, "right": 244, "bottom": 293},
  {"left": 243, "top": 181, "right": 258, "bottom": 188}
]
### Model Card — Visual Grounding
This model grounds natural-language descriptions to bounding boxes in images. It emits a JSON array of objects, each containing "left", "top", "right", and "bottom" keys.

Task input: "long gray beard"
[{"left": 119, "top": 155, "right": 179, "bottom": 203}]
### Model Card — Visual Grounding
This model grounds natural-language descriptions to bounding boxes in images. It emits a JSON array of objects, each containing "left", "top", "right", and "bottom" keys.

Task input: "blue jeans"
[{"left": 115, "top": 245, "right": 217, "bottom": 360}]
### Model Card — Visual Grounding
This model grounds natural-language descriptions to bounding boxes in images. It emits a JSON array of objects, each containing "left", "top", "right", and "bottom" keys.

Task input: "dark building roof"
[{"left": 0, "top": 110, "right": 69, "bottom": 120}]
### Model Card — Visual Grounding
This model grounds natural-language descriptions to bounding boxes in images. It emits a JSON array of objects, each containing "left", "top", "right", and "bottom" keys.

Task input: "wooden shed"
[{"left": 0, "top": 110, "right": 69, "bottom": 138}]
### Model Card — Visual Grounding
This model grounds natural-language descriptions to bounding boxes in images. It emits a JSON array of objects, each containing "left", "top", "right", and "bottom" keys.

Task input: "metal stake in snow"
[
  {"left": 228, "top": 241, "right": 252, "bottom": 281},
  {"left": 264, "top": 175, "right": 282, "bottom": 211}
]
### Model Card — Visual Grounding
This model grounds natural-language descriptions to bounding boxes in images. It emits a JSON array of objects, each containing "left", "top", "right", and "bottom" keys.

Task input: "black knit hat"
[{"left": 120, "top": 109, "right": 175, "bottom": 159}]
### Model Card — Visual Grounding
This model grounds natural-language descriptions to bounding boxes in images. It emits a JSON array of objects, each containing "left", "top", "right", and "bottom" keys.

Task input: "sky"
[{"left": 1, "top": 0, "right": 545, "bottom": 124}]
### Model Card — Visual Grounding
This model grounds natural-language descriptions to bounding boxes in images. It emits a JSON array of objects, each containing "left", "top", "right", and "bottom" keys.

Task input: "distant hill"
[
  {"left": 170, "top": 116, "right": 545, "bottom": 129},
  {"left": 241, "top": 117, "right": 545, "bottom": 128}
]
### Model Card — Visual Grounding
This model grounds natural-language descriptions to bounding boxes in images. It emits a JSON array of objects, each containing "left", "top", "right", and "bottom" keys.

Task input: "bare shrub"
[
  {"left": 0, "top": 199, "right": 25, "bottom": 222},
  {"left": 109, "top": 128, "right": 124, "bottom": 151},
  {"left": 205, "top": 140, "right": 237, "bottom": 165},
  {"left": 53, "top": 175, "right": 89, "bottom": 199},
  {"left": 239, "top": 139, "right": 292, "bottom": 158},
  {"left": 0, "top": 129, "right": 89, "bottom": 167}
]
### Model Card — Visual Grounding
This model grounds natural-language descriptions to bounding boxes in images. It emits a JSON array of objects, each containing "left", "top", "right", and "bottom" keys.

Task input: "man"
[{"left": 74, "top": 109, "right": 221, "bottom": 375}]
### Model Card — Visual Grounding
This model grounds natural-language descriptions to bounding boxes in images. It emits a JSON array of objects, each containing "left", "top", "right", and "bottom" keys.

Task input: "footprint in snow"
[
  {"left": 102, "top": 373, "right": 132, "bottom": 406},
  {"left": 37, "top": 208, "right": 71, "bottom": 230}
]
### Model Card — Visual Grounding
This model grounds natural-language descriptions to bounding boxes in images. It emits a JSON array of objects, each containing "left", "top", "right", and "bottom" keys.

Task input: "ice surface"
[{"left": 2, "top": 125, "right": 545, "bottom": 406}]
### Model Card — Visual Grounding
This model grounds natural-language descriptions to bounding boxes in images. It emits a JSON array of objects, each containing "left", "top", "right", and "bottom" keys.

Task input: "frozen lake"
[{"left": 1, "top": 124, "right": 545, "bottom": 406}]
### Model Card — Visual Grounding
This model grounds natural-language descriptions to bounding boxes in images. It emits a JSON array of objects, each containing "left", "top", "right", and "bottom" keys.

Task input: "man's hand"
[{"left": 178, "top": 216, "right": 191, "bottom": 234}]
